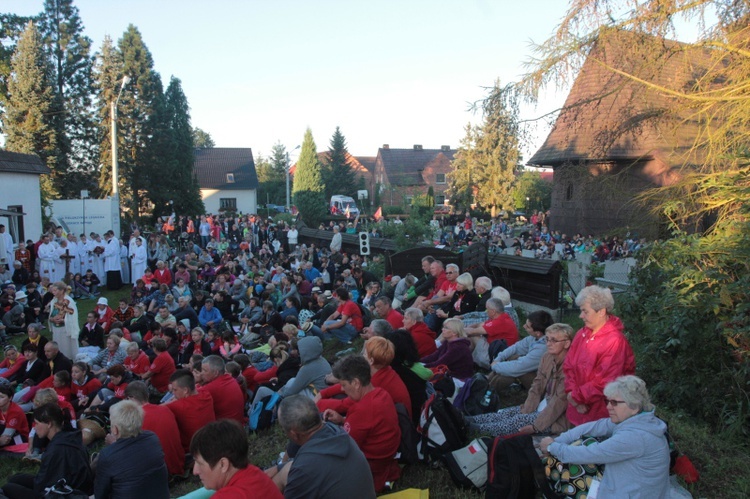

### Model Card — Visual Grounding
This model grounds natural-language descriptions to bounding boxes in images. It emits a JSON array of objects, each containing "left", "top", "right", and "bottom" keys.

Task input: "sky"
[{"left": 4, "top": 0, "right": 578, "bottom": 161}]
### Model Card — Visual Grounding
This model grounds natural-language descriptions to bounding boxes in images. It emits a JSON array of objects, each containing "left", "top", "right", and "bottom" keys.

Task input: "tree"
[
  {"left": 38, "top": 0, "right": 97, "bottom": 198},
  {"left": 447, "top": 123, "right": 479, "bottom": 211},
  {"left": 192, "top": 127, "right": 214, "bottom": 148},
  {"left": 292, "top": 128, "right": 326, "bottom": 226},
  {"left": 513, "top": 0, "right": 750, "bottom": 429},
  {"left": 321, "top": 126, "right": 357, "bottom": 199},
  {"left": 3, "top": 21, "right": 58, "bottom": 200},
  {"left": 159, "top": 76, "right": 203, "bottom": 217},
  {"left": 0, "top": 13, "right": 36, "bottom": 133},
  {"left": 512, "top": 170, "right": 552, "bottom": 211},
  {"left": 92, "top": 35, "right": 122, "bottom": 199}
]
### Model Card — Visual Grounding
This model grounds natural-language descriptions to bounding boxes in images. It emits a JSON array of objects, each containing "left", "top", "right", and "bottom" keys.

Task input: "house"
[
  {"left": 0, "top": 150, "right": 49, "bottom": 244},
  {"left": 315, "top": 151, "right": 375, "bottom": 201},
  {"left": 527, "top": 29, "right": 711, "bottom": 237},
  {"left": 373, "top": 144, "right": 456, "bottom": 207},
  {"left": 194, "top": 148, "right": 258, "bottom": 214}
]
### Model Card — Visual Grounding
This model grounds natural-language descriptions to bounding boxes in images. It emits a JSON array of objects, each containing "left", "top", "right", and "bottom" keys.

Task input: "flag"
[
  {"left": 374, "top": 207, "right": 383, "bottom": 221},
  {"left": 344, "top": 206, "right": 351, "bottom": 218}
]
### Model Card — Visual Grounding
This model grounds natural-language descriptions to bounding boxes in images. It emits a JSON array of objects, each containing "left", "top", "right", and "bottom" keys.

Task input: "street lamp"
[
  {"left": 81, "top": 190, "right": 89, "bottom": 236},
  {"left": 285, "top": 144, "right": 301, "bottom": 211},
  {"left": 111, "top": 75, "right": 130, "bottom": 237}
]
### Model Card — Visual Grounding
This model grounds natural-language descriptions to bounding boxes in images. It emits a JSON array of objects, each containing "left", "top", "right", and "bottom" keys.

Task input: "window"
[
  {"left": 219, "top": 198, "right": 237, "bottom": 211},
  {"left": 435, "top": 173, "right": 446, "bottom": 184},
  {"left": 405, "top": 196, "right": 414, "bottom": 205},
  {"left": 566, "top": 183, "right": 573, "bottom": 201},
  {"left": 435, "top": 195, "right": 445, "bottom": 205},
  {"left": 226, "top": 173, "right": 235, "bottom": 183}
]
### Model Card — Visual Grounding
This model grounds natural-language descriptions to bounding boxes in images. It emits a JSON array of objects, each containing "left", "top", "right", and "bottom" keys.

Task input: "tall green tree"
[
  {"left": 0, "top": 13, "right": 36, "bottom": 133},
  {"left": 158, "top": 76, "right": 203, "bottom": 217},
  {"left": 3, "top": 21, "right": 58, "bottom": 200},
  {"left": 473, "top": 81, "right": 521, "bottom": 217},
  {"left": 321, "top": 126, "right": 357, "bottom": 199},
  {"left": 192, "top": 127, "right": 214, "bottom": 148},
  {"left": 92, "top": 35, "right": 122, "bottom": 199},
  {"left": 120, "top": 25, "right": 164, "bottom": 222},
  {"left": 447, "top": 123, "right": 480, "bottom": 211},
  {"left": 292, "top": 128, "right": 326, "bottom": 226}
]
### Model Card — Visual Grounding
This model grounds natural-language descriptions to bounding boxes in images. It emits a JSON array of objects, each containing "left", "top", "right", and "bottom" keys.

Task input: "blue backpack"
[{"left": 249, "top": 391, "right": 281, "bottom": 431}]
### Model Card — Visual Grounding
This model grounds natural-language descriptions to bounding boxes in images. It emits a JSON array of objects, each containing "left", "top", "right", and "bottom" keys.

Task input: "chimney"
[
  {"left": 414, "top": 144, "right": 423, "bottom": 150},
  {"left": 441, "top": 145, "right": 450, "bottom": 151},
  {"left": 382, "top": 144, "right": 389, "bottom": 149}
]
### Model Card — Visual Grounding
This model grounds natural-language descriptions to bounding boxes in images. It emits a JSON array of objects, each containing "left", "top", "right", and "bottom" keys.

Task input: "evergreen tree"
[
  {"left": 447, "top": 123, "right": 480, "bottom": 211},
  {"left": 38, "top": 0, "right": 97, "bottom": 198},
  {"left": 192, "top": 127, "right": 214, "bottom": 148},
  {"left": 321, "top": 126, "right": 357, "bottom": 199},
  {"left": 473, "top": 81, "right": 521, "bottom": 217},
  {"left": 292, "top": 128, "right": 326, "bottom": 226},
  {"left": 4, "top": 21, "right": 58, "bottom": 200},
  {"left": 92, "top": 35, "right": 123, "bottom": 198},
  {"left": 112, "top": 25, "right": 161, "bottom": 222},
  {"left": 0, "top": 13, "right": 37, "bottom": 133},
  {"left": 160, "top": 76, "right": 204, "bottom": 217}
]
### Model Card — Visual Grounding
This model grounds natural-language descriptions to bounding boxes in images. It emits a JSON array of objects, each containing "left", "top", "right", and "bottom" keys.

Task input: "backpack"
[
  {"left": 416, "top": 392, "right": 468, "bottom": 463},
  {"left": 485, "top": 434, "right": 553, "bottom": 499},
  {"left": 248, "top": 392, "right": 281, "bottom": 431},
  {"left": 454, "top": 373, "right": 500, "bottom": 416},
  {"left": 444, "top": 437, "right": 493, "bottom": 490},
  {"left": 357, "top": 303, "right": 373, "bottom": 328},
  {"left": 395, "top": 402, "right": 419, "bottom": 465}
]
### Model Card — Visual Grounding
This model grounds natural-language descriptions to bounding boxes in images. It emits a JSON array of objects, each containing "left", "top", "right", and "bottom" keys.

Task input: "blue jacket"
[
  {"left": 94, "top": 431, "right": 169, "bottom": 499},
  {"left": 198, "top": 305, "right": 223, "bottom": 328},
  {"left": 548, "top": 411, "right": 670, "bottom": 498}
]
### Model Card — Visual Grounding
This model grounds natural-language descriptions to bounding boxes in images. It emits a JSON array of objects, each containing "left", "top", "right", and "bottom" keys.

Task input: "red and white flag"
[{"left": 374, "top": 207, "right": 383, "bottom": 221}]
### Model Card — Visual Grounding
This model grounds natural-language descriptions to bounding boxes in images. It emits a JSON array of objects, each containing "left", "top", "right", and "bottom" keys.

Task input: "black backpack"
[
  {"left": 485, "top": 434, "right": 556, "bottom": 499},
  {"left": 417, "top": 392, "right": 468, "bottom": 463},
  {"left": 454, "top": 373, "right": 500, "bottom": 416},
  {"left": 395, "top": 402, "right": 419, "bottom": 465}
]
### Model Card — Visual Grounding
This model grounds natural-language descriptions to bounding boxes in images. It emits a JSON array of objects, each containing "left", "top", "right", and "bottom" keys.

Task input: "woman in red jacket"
[
  {"left": 316, "top": 336, "right": 411, "bottom": 418},
  {"left": 322, "top": 354, "right": 401, "bottom": 493},
  {"left": 564, "top": 285, "right": 636, "bottom": 426}
]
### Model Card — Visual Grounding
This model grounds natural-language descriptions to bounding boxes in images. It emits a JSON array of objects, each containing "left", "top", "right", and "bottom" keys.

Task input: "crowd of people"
[{"left": 0, "top": 211, "right": 672, "bottom": 497}]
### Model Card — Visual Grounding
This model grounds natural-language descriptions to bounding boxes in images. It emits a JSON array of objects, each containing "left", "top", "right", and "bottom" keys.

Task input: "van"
[{"left": 329, "top": 195, "right": 360, "bottom": 217}]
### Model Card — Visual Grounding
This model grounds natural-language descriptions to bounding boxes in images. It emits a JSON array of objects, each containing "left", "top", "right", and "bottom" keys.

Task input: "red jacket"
[
  {"left": 142, "top": 403, "right": 185, "bottom": 475},
  {"left": 409, "top": 321, "right": 436, "bottom": 358},
  {"left": 563, "top": 315, "right": 636, "bottom": 426},
  {"left": 317, "top": 366, "right": 412, "bottom": 418},
  {"left": 212, "top": 465, "right": 282, "bottom": 499},
  {"left": 199, "top": 373, "right": 245, "bottom": 424},
  {"left": 153, "top": 268, "right": 173, "bottom": 286}
]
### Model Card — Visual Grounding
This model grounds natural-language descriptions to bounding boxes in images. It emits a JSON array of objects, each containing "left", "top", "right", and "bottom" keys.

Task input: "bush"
[
  {"left": 618, "top": 227, "right": 750, "bottom": 434},
  {"left": 383, "top": 205, "right": 406, "bottom": 216},
  {"left": 273, "top": 213, "right": 293, "bottom": 225}
]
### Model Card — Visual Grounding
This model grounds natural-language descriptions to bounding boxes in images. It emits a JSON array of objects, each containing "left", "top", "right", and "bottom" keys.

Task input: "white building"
[
  {"left": 194, "top": 148, "right": 258, "bottom": 215},
  {"left": 0, "top": 151, "right": 49, "bottom": 245}
]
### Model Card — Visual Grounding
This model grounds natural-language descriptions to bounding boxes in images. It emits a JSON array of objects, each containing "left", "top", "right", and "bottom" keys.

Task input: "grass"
[{"left": 1, "top": 288, "right": 748, "bottom": 497}]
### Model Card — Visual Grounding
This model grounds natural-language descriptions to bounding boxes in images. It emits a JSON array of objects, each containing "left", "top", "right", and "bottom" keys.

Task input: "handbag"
[{"left": 544, "top": 436, "right": 605, "bottom": 498}]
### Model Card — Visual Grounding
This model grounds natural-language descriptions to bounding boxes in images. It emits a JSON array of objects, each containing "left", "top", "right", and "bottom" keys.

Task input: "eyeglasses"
[
  {"left": 545, "top": 336, "right": 569, "bottom": 343},
  {"left": 605, "top": 398, "right": 627, "bottom": 407}
]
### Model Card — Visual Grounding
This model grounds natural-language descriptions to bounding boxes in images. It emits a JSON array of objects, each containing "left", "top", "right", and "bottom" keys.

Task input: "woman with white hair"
[
  {"left": 563, "top": 285, "right": 635, "bottom": 426},
  {"left": 540, "top": 376, "right": 670, "bottom": 498}
]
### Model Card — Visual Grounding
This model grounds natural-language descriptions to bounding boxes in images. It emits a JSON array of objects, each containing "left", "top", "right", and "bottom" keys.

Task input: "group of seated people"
[{"left": 0, "top": 222, "right": 670, "bottom": 497}]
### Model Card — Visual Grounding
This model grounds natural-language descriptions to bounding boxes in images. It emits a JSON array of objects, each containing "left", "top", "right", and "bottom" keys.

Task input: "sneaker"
[
  {"left": 335, "top": 347, "right": 356, "bottom": 358},
  {"left": 23, "top": 451, "right": 42, "bottom": 463}
]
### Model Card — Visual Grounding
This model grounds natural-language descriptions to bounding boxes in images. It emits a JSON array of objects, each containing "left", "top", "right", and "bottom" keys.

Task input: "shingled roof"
[
  {"left": 378, "top": 146, "right": 456, "bottom": 186},
  {"left": 528, "top": 28, "right": 712, "bottom": 173},
  {"left": 194, "top": 148, "right": 258, "bottom": 190},
  {"left": 0, "top": 150, "right": 50, "bottom": 175}
]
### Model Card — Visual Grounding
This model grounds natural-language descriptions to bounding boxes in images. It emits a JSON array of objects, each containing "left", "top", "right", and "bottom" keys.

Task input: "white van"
[{"left": 329, "top": 195, "right": 360, "bottom": 217}]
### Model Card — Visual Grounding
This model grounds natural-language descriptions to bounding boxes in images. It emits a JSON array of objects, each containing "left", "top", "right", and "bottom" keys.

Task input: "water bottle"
[{"left": 480, "top": 389, "right": 493, "bottom": 408}]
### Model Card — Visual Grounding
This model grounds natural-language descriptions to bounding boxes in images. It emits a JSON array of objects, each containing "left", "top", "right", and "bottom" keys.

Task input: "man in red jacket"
[
  {"left": 166, "top": 369, "right": 216, "bottom": 452},
  {"left": 198, "top": 355, "right": 245, "bottom": 424},
  {"left": 403, "top": 307, "right": 436, "bottom": 358}
]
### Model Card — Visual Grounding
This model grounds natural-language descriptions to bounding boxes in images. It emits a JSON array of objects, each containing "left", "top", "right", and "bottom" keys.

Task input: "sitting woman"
[
  {"left": 322, "top": 355, "right": 401, "bottom": 493},
  {"left": 420, "top": 318, "right": 474, "bottom": 380},
  {"left": 467, "top": 323, "right": 575, "bottom": 436},
  {"left": 316, "top": 336, "right": 412, "bottom": 418},
  {"left": 219, "top": 330, "right": 241, "bottom": 360},
  {"left": 91, "top": 334, "right": 127, "bottom": 381},
  {"left": 540, "top": 375, "right": 670, "bottom": 498},
  {"left": 190, "top": 420, "right": 282, "bottom": 498},
  {"left": 2, "top": 403, "right": 92, "bottom": 499},
  {"left": 70, "top": 361, "right": 102, "bottom": 415},
  {"left": 385, "top": 329, "right": 432, "bottom": 425},
  {"left": 0, "top": 384, "right": 29, "bottom": 448},
  {"left": 436, "top": 272, "right": 480, "bottom": 320},
  {"left": 280, "top": 296, "right": 300, "bottom": 320}
]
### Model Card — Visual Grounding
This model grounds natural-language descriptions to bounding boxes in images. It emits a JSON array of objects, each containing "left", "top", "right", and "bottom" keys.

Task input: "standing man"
[
  {"left": 103, "top": 231, "right": 122, "bottom": 290},
  {"left": 0, "top": 225, "right": 13, "bottom": 271},
  {"left": 37, "top": 234, "right": 56, "bottom": 282},
  {"left": 330, "top": 226, "right": 342, "bottom": 253}
]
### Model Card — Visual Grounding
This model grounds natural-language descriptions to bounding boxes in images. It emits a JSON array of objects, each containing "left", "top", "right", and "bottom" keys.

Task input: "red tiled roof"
[{"left": 194, "top": 148, "right": 258, "bottom": 190}]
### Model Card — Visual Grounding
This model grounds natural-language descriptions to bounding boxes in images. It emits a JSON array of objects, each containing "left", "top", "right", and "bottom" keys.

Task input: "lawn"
[{"left": 0, "top": 292, "right": 748, "bottom": 497}]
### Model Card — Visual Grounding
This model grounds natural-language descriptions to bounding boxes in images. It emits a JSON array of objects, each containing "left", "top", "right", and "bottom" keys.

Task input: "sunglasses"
[{"left": 605, "top": 398, "right": 627, "bottom": 407}]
